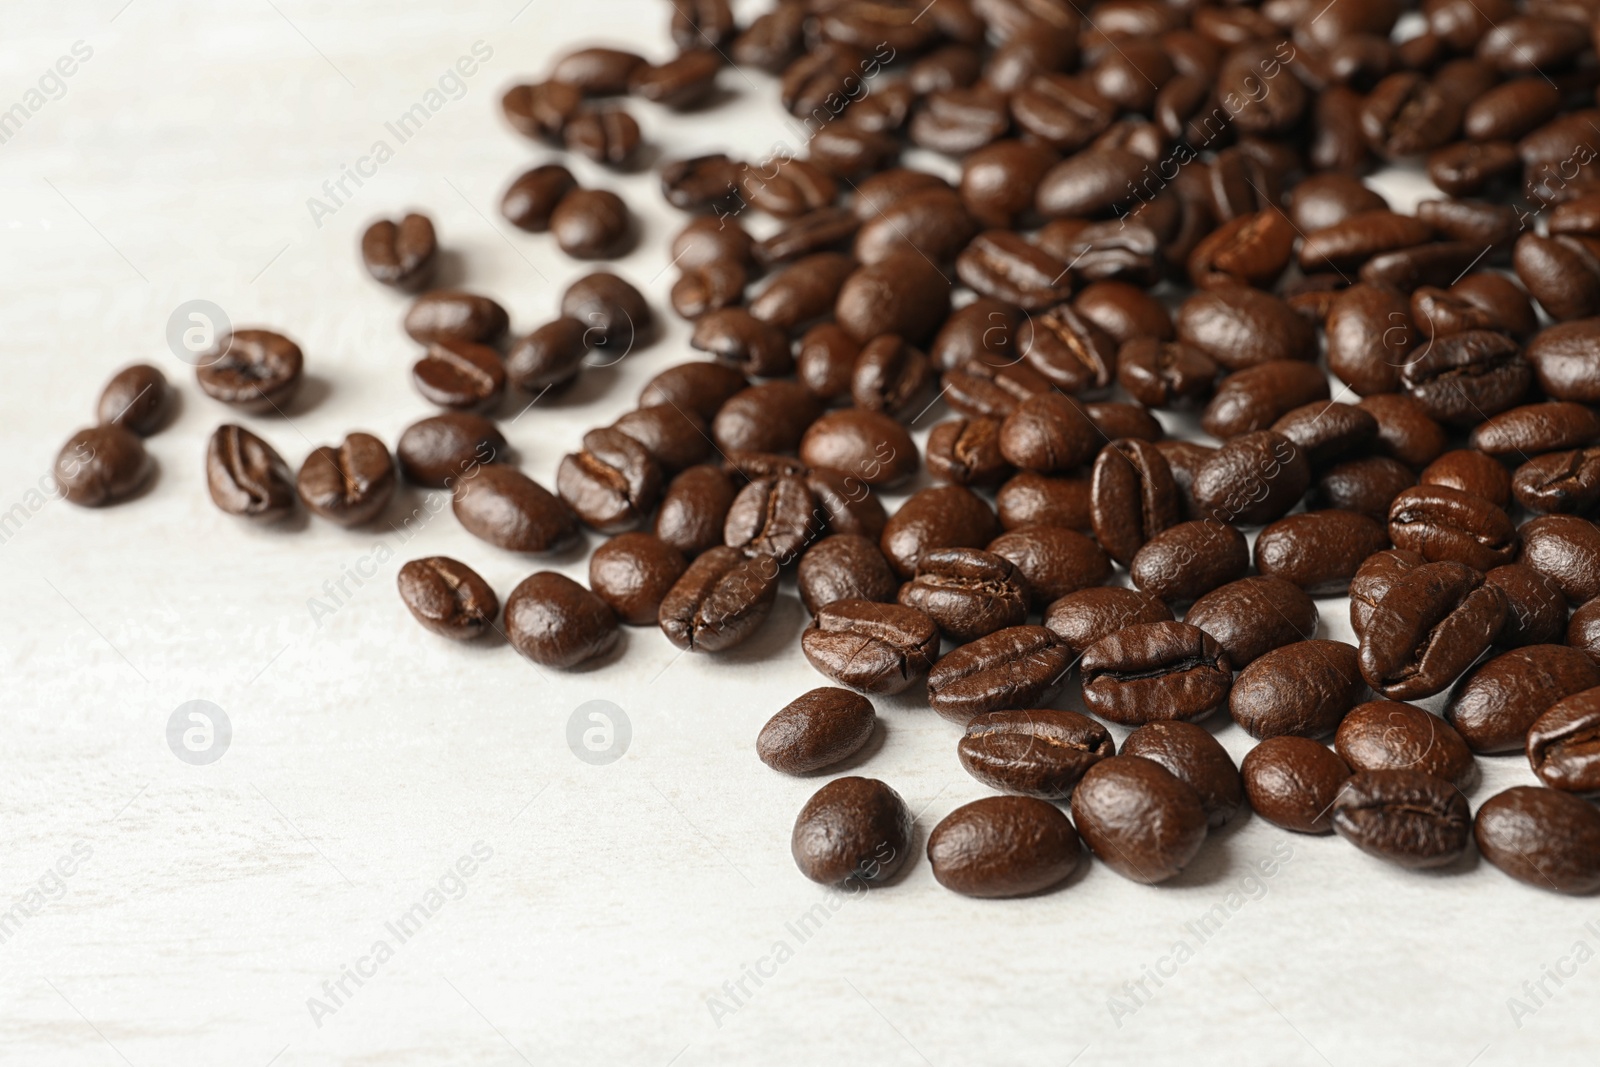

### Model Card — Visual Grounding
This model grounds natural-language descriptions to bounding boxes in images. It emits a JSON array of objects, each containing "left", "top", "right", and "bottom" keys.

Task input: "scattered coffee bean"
[
  {"left": 791, "top": 776, "right": 912, "bottom": 886},
  {"left": 958, "top": 708, "right": 1114, "bottom": 799},
  {"left": 557, "top": 428, "right": 663, "bottom": 534},
  {"left": 797, "top": 534, "right": 899, "bottom": 614},
  {"left": 1332, "top": 769, "right": 1471, "bottom": 869},
  {"left": 1527, "top": 688, "right": 1600, "bottom": 793},
  {"left": 1485, "top": 563, "right": 1568, "bottom": 647},
  {"left": 802, "top": 599, "right": 941, "bottom": 695},
  {"left": 1081, "top": 621, "right": 1232, "bottom": 726},
  {"left": 397, "top": 557, "right": 498, "bottom": 640},
  {"left": 899, "top": 548, "right": 1029, "bottom": 642},
  {"left": 588, "top": 532, "right": 688, "bottom": 626},
  {"left": 96, "top": 364, "right": 171, "bottom": 436},
  {"left": 712, "top": 382, "right": 825, "bottom": 455},
  {"left": 1447, "top": 644, "right": 1600, "bottom": 753},
  {"left": 501, "top": 165, "right": 578, "bottom": 231},
  {"left": 1130, "top": 519, "right": 1250, "bottom": 603},
  {"left": 361, "top": 213, "right": 436, "bottom": 291},
  {"left": 1420, "top": 449, "right": 1511, "bottom": 509},
  {"left": 404, "top": 291, "right": 509, "bottom": 348},
  {"left": 928, "top": 796, "right": 1081, "bottom": 898},
  {"left": 504, "top": 571, "right": 618, "bottom": 668},
  {"left": 759, "top": 688, "right": 877, "bottom": 775},
  {"left": 1336, "top": 700, "right": 1477, "bottom": 788},
  {"left": 798, "top": 410, "right": 918, "bottom": 489},
  {"left": 1475, "top": 786, "right": 1600, "bottom": 894},
  {"left": 396, "top": 413, "right": 504, "bottom": 489},
  {"left": 1359, "top": 561, "right": 1508, "bottom": 700},
  {"left": 1255, "top": 510, "right": 1390, "bottom": 595},
  {"left": 1387, "top": 484, "right": 1517, "bottom": 572},
  {"left": 1123, "top": 721, "right": 1243, "bottom": 828},
  {"left": 658, "top": 546, "right": 779, "bottom": 652},
  {"left": 1242, "top": 737, "right": 1353, "bottom": 834},
  {"left": 197, "top": 330, "right": 304, "bottom": 414},
  {"left": 1043, "top": 586, "right": 1173, "bottom": 655},
  {"left": 1231, "top": 640, "right": 1365, "bottom": 740},
  {"left": 412, "top": 339, "right": 506, "bottom": 412},
  {"left": 296, "top": 432, "right": 394, "bottom": 526},
  {"left": 655, "top": 464, "right": 738, "bottom": 559},
  {"left": 1071, "top": 756, "right": 1208, "bottom": 884},
  {"left": 1520, "top": 514, "right": 1600, "bottom": 604},
  {"left": 453, "top": 466, "right": 578, "bottom": 553},
  {"left": 1185, "top": 575, "right": 1318, "bottom": 668},
  {"left": 205, "top": 424, "right": 293, "bottom": 521},
  {"left": 1089, "top": 439, "right": 1180, "bottom": 567},
  {"left": 926, "top": 625, "right": 1070, "bottom": 723},
  {"left": 881, "top": 485, "right": 1001, "bottom": 579}
]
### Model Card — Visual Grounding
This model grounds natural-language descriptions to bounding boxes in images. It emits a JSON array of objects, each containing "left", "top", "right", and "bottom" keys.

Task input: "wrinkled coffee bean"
[
  {"left": 926, "top": 625, "right": 1071, "bottom": 723},
  {"left": 196, "top": 330, "right": 305, "bottom": 414},
  {"left": 791, "top": 777, "right": 912, "bottom": 886},
  {"left": 1447, "top": 644, "right": 1600, "bottom": 754},
  {"left": 1130, "top": 519, "right": 1250, "bottom": 603},
  {"left": 797, "top": 534, "right": 899, "bottom": 614},
  {"left": 1387, "top": 484, "right": 1517, "bottom": 571},
  {"left": 1185, "top": 575, "right": 1319, "bottom": 668},
  {"left": 959, "top": 708, "right": 1115, "bottom": 800},
  {"left": 1521, "top": 514, "right": 1600, "bottom": 604},
  {"left": 758, "top": 688, "right": 877, "bottom": 775},
  {"left": 1359, "top": 560, "right": 1508, "bottom": 700},
  {"left": 1089, "top": 439, "right": 1180, "bottom": 567},
  {"left": 927, "top": 416, "right": 1010, "bottom": 487},
  {"left": 881, "top": 485, "right": 1001, "bottom": 578},
  {"left": 205, "top": 424, "right": 293, "bottom": 521},
  {"left": 802, "top": 599, "right": 941, "bottom": 695},
  {"left": 296, "top": 432, "right": 395, "bottom": 526},
  {"left": 397, "top": 557, "right": 498, "bottom": 640},
  {"left": 504, "top": 572, "right": 618, "bottom": 668},
  {"left": 928, "top": 796, "right": 1081, "bottom": 898},
  {"left": 1332, "top": 769, "right": 1472, "bottom": 869},
  {"left": 1527, "top": 689, "right": 1600, "bottom": 793},
  {"left": 1242, "top": 737, "right": 1352, "bottom": 834},
  {"left": 1071, "top": 756, "right": 1208, "bottom": 884},
  {"left": 1081, "top": 621, "right": 1232, "bottom": 726},
  {"left": 1255, "top": 510, "right": 1390, "bottom": 595},
  {"left": 988, "top": 524, "right": 1110, "bottom": 606},
  {"left": 658, "top": 546, "right": 779, "bottom": 652},
  {"left": 557, "top": 428, "right": 663, "bottom": 534},
  {"left": 361, "top": 213, "right": 437, "bottom": 291},
  {"left": 1123, "top": 721, "right": 1243, "bottom": 828},
  {"left": 1193, "top": 431, "right": 1310, "bottom": 526},
  {"left": 899, "top": 548, "right": 1029, "bottom": 642},
  {"left": 1231, "top": 640, "right": 1366, "bottom": 739}
]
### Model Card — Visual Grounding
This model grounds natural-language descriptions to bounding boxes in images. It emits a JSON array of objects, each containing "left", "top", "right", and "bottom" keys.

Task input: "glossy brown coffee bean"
[
  {"left": 1515, "top": 234, "right": 1600, "bottom": 322},
  {"left": 797, "top": 410, "right": 915, "bottom": 489},
  {"left": 690, "top": 308, "right": 791, "bottom": 379},
  {"left": 658, "top": 546, "right": 779, "bottom": 652},
  {"left": 507, "top": 318, "right": 587, "bottom": 392},
  {"left": 1348, "top": 548, "right": 1425, "bottom": 638},
  {"left": 1015, "top": 304, "right": 1118, "bottom": 396},
  {"left": 996, "top": 471, "right": 1090, "bottom": 532},
  {"left": 1358, "top": 394, "right": 1449, "bottom": 469},
  {"left": 758, "top": 688, "right": 877, "bottom": 776},
  {"left": 651, "top": 464, "right": 734, "bottom": 560},
  {"left": 403, "top": 292, "right": 508, "bottom": 348},
  {"left": 834, "top": 255, "right": 952, "bottom": 347},
  {"left": 639, "top": 361, "right": 747, "bottom": 422},
  {"left": 749, "top": 253, "right": 855, "bottom": 331},
  {"left": 791, "top": 777, "right": 912, "bottom": 886},
  {"left": 1420, "top": 449, "right": 1511, "bottom": 510},
  {"left": 1201, "top": 361, "right": 1331, "bottom": 441},
  {"left": 1176, "top": 287, "right": 1315, "bottom": 372},
  {"left": 1193, "top": 431, "right": 1311, "bottom": 527},
  {"left": 564, "top": 272, "right": 651, "bottom": 352},
  {"left": 849, "top": 336, "right": 934, "bottom": 420},
  {"left": 1326, "top": 285, "right": 1413, "bottom": 397},
  {"left": 1476, "top": 786, "right": 1600, "bottom": 894},
  {"left": 928, "top": 796, "right": 1081, "bottom": 899},
  {"left": 1514, "top": 448, "right": 1600, "bottom": 516},
  {"left": 1255, "top": 510, "right": 1390, "bottom": 595},
  {"left": 1486, "top": 563, "right": 1567, "bottom": 647},
  {"left": 712, "top": 382, "right": 825, "bottom": 455},
  {"left": 55, "top": 425, "right": 153, "bottom": 508},
  {"left": 1472, "top": 402, "right": 1600, "bottom": 457},
  {"left": 959, "top": 708, "right": 1114, "bottom": 799},
  {"left": 1088, "top": 439, "right": 1180, "bottom": 568},
  {"left": 564, "top": 107, "right": 641, "bottom": 166},
  {"left": 1185, "top": 576, "right": 1318, "bottom": 670},
  {"left": 955, "top": 230, "right": 1073, "bottom": 310},
  {"left": 502, "top": 80, "right": 581, "bottom": 141},
  {"left": 611, "top": 405, "right": 711, "bottom": 475},
  {"left": 987, "top": 525, "right": 1110, "bottom": 607},
  {"left": 899, "top": 548, "right": 1029, "bottom": 643},
  {"left": 723, "top": 473, "right": 824, "bottom": 565},
  {"left": 1116, "top": 338, "right": 1217, "bottom": 410},
  {"left": 961, "top": 140, "right": 1057, "bottom": 229},
  {"left": 551, "top": 47, "right": 645, "bottom": 94},
  {"left": 1400, "top": 330, "right": 1530, "bottom": 427},
  {"left": 557, "top": 428, "right": 662, "bottom": 534},
  {"left": 1289, "top": 173, "right": 1389, "bottom": 233},
  {"left": 1359, "top": 561, "right": 1508, "bottom": 700},
  {"left": 196, "top": 330, "right": 304, "bottom": 414},
  {"left": 881, "top": 485, "right": 1000, "bottom": 579},
  {"left": 1447, "top": 645, "right": 1600, "bottom": 754},
  {"left": 1040, "top": 587, "right": 1168, "bottom": 655},
  {"left": 997, "top": 393, "right": 1096, "bottom": 475},
  {"left": 1123, "top": 721, "right": 1244, "bottom": 829},
  {"left": 929, "top": 298, "right": 1020, "bottom": 372},
  {"left": 395, "top": 413, "right": 504, "bottom": 489},
  {"left": 1387, "top": 484, "right": 1517, "bottom": 572},
  {"left": 1242, "top": 737, "right": 1352, "bottom": 835},
  {"left": 1335, "top": 700, "right": 1477, "bottom": 789},
  {"left": 926, "top": 625, "right": 1071, "bottom": 723},
  {"left": 673, "top": 261, "right": 746, "bottom": 320},
  {"left": 1332, "top": 769, "right": 1471, "bottom": 869},
  {"left": 589, "top": 533, "right": 688, "bottom": 626},
  {"left": 397, "top": 557, "right": 498, "bottom": 640},
  {"left": 1527, "top": 689, "right": 1600, "bottom": 793},
  {"left": 926, "top": 417, "right": 1009, "bottom": 487},
  {"left": 361, "top": 213, "right": 438, "bottom": 291},
  {"left": 205, "top": 424, "right": 292, "bottom": 521},
  {"left": 630, "top": 50, "right": 721, "bottom": 109},
  {"left": 795, "top": 324, "right": 860, "bottom": 401},
  {"left": 411, "top": 339, "right": 505, "bottom": 412},
  {"left": 802, "top": 599, "right": 941, "bottom": 695},
  {"left": 1314, "top": 456, "right": 1417, "bottom": 524},
  {"left": 1231, "top": 640, "right": 1366, "bottom": 740},
  {"left": 1272, "top": 403, "right": 1378, "bottom": 470},
  {"left": 1081, "top": 621, "right": 1232, "bottom": 726},
  {"left": 1521, "top": 513, "right": 1600, "bottom": 606},
  {"left": 96, "top": 364, "right": 172, "bottom": 436},
  {"left": 1071, "top": 756, "right": 1208, "bottom": 884},
  {"left": 797, "top": 534, "right": 898, "bottom": 615},
  {"left": 296, "top": 432, "right": 395, "bottom": 527},
  {"left": 855, "top": 187, "right": 978, "bottom": 265},
  {"left": 453, "top": 466, "right": 578, "bottom": 554},
  {"left": 1075, "top": 282, "right": 1174, "bottom": 346},
  {"left": 1130, "top": 519, "right": 1250, "bottom": 604},
  {"left": 503, "top": 572, "right": 618, "bottom": 669}
]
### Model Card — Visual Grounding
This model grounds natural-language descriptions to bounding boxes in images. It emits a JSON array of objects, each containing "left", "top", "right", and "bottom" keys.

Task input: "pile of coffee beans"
[{"left": 60, "top": 0, "right": 1600, "bottom": 900}]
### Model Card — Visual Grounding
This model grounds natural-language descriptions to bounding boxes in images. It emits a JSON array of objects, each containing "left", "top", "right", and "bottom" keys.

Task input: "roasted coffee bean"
[
  {"left": 1123, "top": 721, "right": 1243, "bottom": 828},
  {"left": 550, "top": 188, "right": 632, "bottom": 259},
  {"left": 403, "top": 292, "right": 508, "bottom": 348},
  {"left": 1015, "top": 304, "right": 1117, "bottom": 395},
  {"left": 834, "top": 254, "right": 950, "bottom": 345},
  {"left": 759, "top": 687, "right": 877, "bottom": 775},
  {"left": 1242, "top": 737, "right": 1352, "bottom": 834},
  {"left": 672, "top": 258, "right": 747, "bottom": 321},
  {"left": 739, "top": 156, "right": 836, "bottom": 219},
  {"left": 955, "top": 230, "right": 1072, "bottom": 310},
  {"left": 997, "top": 471, "right": 1091, "bottom": 532},
  {"left": 453, "top": 466, "right": 578, "bottom": 553},
  {"left": 96, "top": 364, "right": 172, "bottom": 437},
  {"left": 1359, "top": 560, "right": 1508, "bottom": 700},
  {"left": 557, "top": 429, "right": 662, "bottom": 534},
  {"left": 551, "top": 46, "right": 646, "bottom": 94},
  {"left": 1387, "top": 484, "right": 1517, "bottom": 571},
  {"left": 1087, "top": 402, "right": 1165, "bottom": 445},
  {"left": 1080, "top": 621, "right": 1232, "bottom": 726},
  {"left": 396, "top": 413, "right": 504, "bottom": 489},
  {"left": 1289, "top": 172, "right": 1389, "bottom": 233},
  {"left": 1400, "top": 330, "right": 1529, "bottom": 426},
  {"left": 1300, "top": 212, "right": 1434, "bottom": 274},
  {"left": 791, "top": 777, "right": 912, "bottom": 886},
  {"left": 1074, "top": 281, "right": 1173, "bottom": 346},
  {"left": 881, "top": 485, "right": 1001, "bottom": 579},
  {"left": 1193, "top": 431, "right": 1310, "bottom": 526},
  {"left": 959, "top": 708, "right": 1114, "bottom": 799},
  {"left": 503, "top": 572, "right": 618, "bottom": 669},
  {"left": 1326, "top": 284, "right": 1413, "bottom": 396},
  {"left": 712, "top": 381, "right": 824, "bottom": 455},
  {"left": 1472, "top": 402, "right": 1600, "bottom": 457},
  {"left": 691, "top": 309, "right": 791, "bottom": 378},
  {"left": 942, "top": 356, "right": 1053, "bottom": 418},
  {"left": 1255, "top": 510, "right": 1390, "bottom": 595},
  {"left": 1010, "top": 73, "right": 1114, "bottom": 151},
  {"left": 196, "top": 330, "right": 304, "bottom": 413},
  {"left": 795, "top": 323, "right": 861, "bottom": 400},
  {"left": 807, "top": 466, "right": 888, "bottom": 542},
  {"left": 1485, "top": 563, "right": 1567, "bottom": 646},
  {"left": 1088, "top": 439, "right": 1179, "bottom": 567},
  {"left": 1476, "top": 786, "right": 1600, "bottom": 894},
  {"left": 1362, "top": 240, "right": 1496, "bottom": 292},
  {"left": 1427, "top": 139, "right": 1519, "bottom": 196},
  {"left": 853, "top": 171, "right": 953, "bottom": 225},
  {"left": 1272, "top": 402, "right": 1378, "bottom": 469},
  {"left": 612, "top": 405, "right": 710, "bottom": 474},
  {"left": 755, "top": 207, "right": 858, "bottom": 265},
  {"left": 361, "top": 213, "right": 436, "bottom": 291},
  {"left": 1231, "top": 640, "right": 1365, "bottom": 740},
  {"left": 564, "top": 107, "right": 641, "bottom": 166},
  {"left": 1514, "top": 448, "right": 1600, "bottom": 516},
  {"left": 797, "top": 534, "right": 898, "bottom": 615},
  {"left": 630, "top": 50, "right": 721, "bottom": 109},
  {"left": 589, "top": 532, "right": 688, "bottom": 626},
  {"left": 563, "top": 272, "right": 650, "bottom": 352},
  {"left": 926, "top": 625, "right": 1071, "bottom": 723},
  {"left": 806, "top": 122, "right": 900, "bottom": 177},
  {"left": 1358, "top": 393, "right": 1449, "bottom": 469},
  {"left": 655, "top": 464, "right": 738, "bottom": 559},
  {"left": 1332, "top": 769, "right": 1471, "bottom": 869},
  {"left": 1315, "top": 456, "right": 1418, "bottom": 522},
  {"left": 1176, "top": 286, "right": 1315, "bottom": 372},
  {"left": 1528, "top": 688, "right": 1600, "bottom": 792},
  {"left": 927, "top": 416, "right": 1009, "bottom": 487},
  {"left": 997, "top": 393, "right": 1096, "bottom": 475},
  {"left": 802, "top": 599, "right": 940, "bottom": 695},
  {"left": 296, "top": 432, "right": 394, "bottom": 526},
  {"left": 796, "top": 410, "right": 916, "bottom": 490},
  {"left": 1130, "top": 519, "right": 1250, "bottom": 603},
  {"left": 1201, "top": 361, "right": 1330, "bottom": 440},
  {"left": 660, "top": 154, "right": 743, "bottom": 214},
  {"left": 397, "top": 557, "right": 498, "bottom": 640},
  {"left": 899, "top": 548, "right": 1028, "bottom": 642},
  {"left": 749, "top": 252, "right": 855, "bottom": 330},
  {"left": 1335, "top": 700, "right": 1477, "bottom": 788},
  {"left": 1349, "top": 548, "right": 1424, "bottom": 637},
  {"left": 1528, "top": 320, "right": 1600, "bottom": 403},
  {"left": 507, "top": 318, "right": 588, "bottom": 392},
  {"left": 639, "top": 361, "right": 746, "bottom": 423},
  {"left": 909, "top": 84, "right": 1011, "bottom": 155},
  {"left": 1116, "top": 339, "right": 1217, "bottom": 409},
  {"left": 928, "top": 796, "right": 1080, "bottom": 898},
  {"left": 988, "top": 525, "right": 1110, "bottom": 607},
  {"left": 1037, "top": 216, "right": 1161, "bottom": 287},
  {"left": 1515, "top": 234, "right": 1600, "bottom": 322},
  {"left": 658, "top": 546, "right": 779, "bottom": 652},
  {"left": 1034, "top": 147, "right": 1146, "bottom": 219},
  {"left": 412, "top": 339, "right": 505, "bottom": 412},
  {"left": 849, "top": 335, "right": 933, "bottom": 419},
  {"left": 960, "top": 140, "right": 1057, "bottom": 229},
  {"left": 502, "top": 80, "right": 582, "bottom": 141},
  {"left": 1186, "top": 576, "right": 1318, "bottom": 670},
  {"left": 1448, "top": 645, "right": 1600, "bottom": 754},
  {"left": 1420, "top": 449, "right": 1512, "bottom": 510},
  {"left": 55, "top": 425, "right": 152, "bottom": 508},
  {"left": 930, "top": 298, "right": 1020, "bottom": 371},
  {"left": 1071, "top": 756, "right": 1208, "bottom": 884},
  {"left": 723, "top": 473, "right": 822, "bottom": 564},
  {"left": 671, "top": 0, "right": 734, "bottom": 51},
  {"left": 204, "top": 424, "right": 292, "bottom": 521},
  {"left": 1188, "top": 209, "right": 1296, "bottom": 290}
]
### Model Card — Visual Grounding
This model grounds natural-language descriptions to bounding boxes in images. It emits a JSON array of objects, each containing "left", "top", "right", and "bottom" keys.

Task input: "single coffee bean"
[
  {"left": 550, "top": 188, "right": 632, "bottom": 259},
  {"left": 1081, "top": 621, "right": 1232, "bottom": 726},
  {"left": 791, "top": 777, "right": 913, "bottom": 886},
  {"left": 1335, "top": 700, "right": 1477, "bottom": 788},
  {"left": 655, "top": 464, "right": 738, "bottom": 559},
  {"left": 712, "top": 382, "right": 825, "bottom": 454},
  {"left": 660, "top": 153, "right": 743, "bottom": 214},
  {"left": 881, "top": 485, "right": 1000, "bottom": 579},
  {"left": 1521, "top": 514, "right": 1600, "bottom": 604},
  {"left": 397, "top": 557, "right": 498, "bottom": 640},
  {"left": 807, "top": 466, "right": 888, "bottom": 541},
  {"left": 1043, "top": 586, "right": 1172, "bottom": 654},
  {"left": 612, "top": 405, "right": 711, "bottom": 474},
  {"left": 931, "top": 298, "right": 1021, "bottom": 371},
  {"left": 205, "top": 424, "right": 293, "bottom": 521},
  {"left": 1015, "top": 303, "right": 1117, "bottom": 395},
  {"left": 589, "top": 532, "right": 688, "bottom": 626},
  {"left": 502, "top": 80, "right": 581, "bottom": 141},
  {"left": 54, "top": 425, "right": 152, "bottom": 508},
  {"left": 759, "top": 688, "right": 877, "bottom": 775},
  {"left": 1364, "top": 392, "right": 1455, "bottom": 469},
  {"left": 639, "top": 360, "right": 746, "bottom": 421},
  {"left": 1242, "top": 737, "right": 1352, "bottom": 834},
  {"left": 296, "top": 432, "right": 395, "bottom": 526},
  {"left": 1420, "top": 448, "right": 1512, "bottom": 509},
  {"left": 987, "top": 525, "right": 1110, "bottom": 607},
  {"left": 1527, "top": 688, "right": 1600, "bottom": 793},
  {"left": 1009, "top": 71, "right": 1114, "bottom": 151},
  {"left": 959, "top": 708, "right": 1114, "bottom": 799},
  {"left": 1231, "top": 640, "right": 1365, "bottom": 740},
  {"left": 557, "top": 428, "right": 663, "bottom": 534},
  {"left": 673, "top": 260, "right": 747, "bottom": 319},
  {"left": 927, "top": 416, "right": 1010, "bottom": 487},
  {"left": 997, "top": 393, "right": 1097, "bottom": 474},
  {"left": 1201, "top": 361, "right": 1330, "bottom": 440},
  {"left": 412, "top": 339, "right": 506, "bottom": 412},
  {"left": 1448, "top": 644, "right": 1600, "bottom": 753},
  {"left": 803, "top": 599, "right": 941, "bottom": 695},
  {"left": 795, "top": 322, "right": 861, "bottom": 401},
  {"left": 1485, "top": 563, "right": 1568, "bottom": 646},
  {"left": 955, "top": 230, "right": 1073, "bottom": 310},
  {"left": 928, "top": 796, "right": 1081, "bottom": 898},
  {"left": 1123, "top": 721, "right": 1243, "bottom": 828},
  {"left": 926, "top": 625, "right": 1071, "bottom": 723},
  {"left": 563, "top": 272, "right": 651, "bottom": 352},
  {"left": 503, "top": 572, "right": 618, "bottom": 669},
  {"left": 1387, "top": 484, "right": 1517, "bottom": 571},
  {"left": 1400, "top": 329, "right": 1530, "bottom": 426},
  {"left": 361, "top": 213, "right": 437, "bottom": 291},
  {"left": 1034, "top": 147, "right": 1147, "bottom": 219},
  {"left": 960, "top": 140, "right": 1057, "bottom": 229},
  {"left": 1075, "top": 281, "right": 1174, "bottom": 346},
  {"left": 551, "top": 46, "right": 645, "bottom": 94},
  {"left": 797, "top": 534, "right": 898, "bottom": 614},
  {"left": 1514, "top": 234, "right": 1600, "bottom": 322},
  {"left": 564, "top": 106, "right": 641, "bottom": 166},
  {"left": 1116, "top": 338, "right": 1217, "bottom": 410},
  {"left": 723, "top": 473, "right": 824, "bottom": 565},
  {"left": 1272, "top": 402, "right": 1378, "bottom": 469},
  {"left": 453, "top": 466, "right": 578, "bottom": 553},
  {"left": 1512, "top": 448, "right": 1600, "bottom": 515},
  {"left": 1254, "top": 510, "right": 1390, "bottom": 595},
  {"left": 1176, "top": 286, "right": 1316, "bottom": 371},
  {"left": 1314, "top": 456, "right": 1418, "bottom": 522},
  {"left": 1193, "top": 431, "right": 1310, "bottom": 527},
  {"left": 1326, "top": 284, "right": 1412, "bottom": 396},
  {"left": 1071, "top": 756, "right": 1208, "bottom": 884},
  {"left": 403, "top": 291, "right": 509, "bottom": 348},
  {"left": 1527, "top": 319, "right": 1600, "bottom": 403},
  {"left": 850, "top": 335, "right": 934, "bottom": 420},
  {"left": 1332, "top": 769, "right": 1471, "bottom": 869},
  {"left": 1300, "top": 211, "right": 1434, "bottom": 273},
  {"left": 396, "top": 413, "right": 504, "bottom": 488},
  {"left": 691, "top": 308, "right": 793, "bottom": 378},
  {"left": 1471, "top": 401, "right": 1600, "bottom": 457},
  {"left": 96, "top": 364, "right": 172, "bottom": 436},
  {"left": 501, "top": 164, "right": 577, "bottom": 231},
  {"left": 1185, "top": 575, "right": 1318, "bottom": 669},
  {"left": 1088, "top": 439, "right": 1180, "bottom": 567},
  {"left": 899, "top": 548, "right": 1029, "bottom": 642},
  {"left": 630, "top": 50, "right": 721, "bottom": 109},
  {"left": 997, "top": 471, "right": 1091, "bottom": 531},
  {"left": 1130, "top": 519, "right": 1250, "bottom": 603},
  {"left": 196, "top": 330, "right": 304, "bottom": 414},
  {"left": 942, "top": 355, "right": 1052, "bottom": 418},
  {"left": 1348, "top": 548, "right": 1424, "bottom": 637},
  {"left": 855, "top": 187, "right": 978, "bottom": 265},
  {"left": 749, "top": 252, "right": 855, "bottom": 330},
  {"left": 1359, "top": 560, "right": 1508, "bottom": 700},
  {"left": 835, "top": 254, "right": 951, "bottom": 345},
  {"left": 1188, "top": 208, "right": 1296, "bottom": 290},
  {"left": 740, "top": 156, "right": 837, "bottom": 219},
  {"left": 658, "top": 546, "right": 779, "bottom": 652},
  {"left": 1476, "top": 786, "right": 1600, "bottom": 894},
  {"left": 507, "top": 318, "right": 588, "bottom": 392}
]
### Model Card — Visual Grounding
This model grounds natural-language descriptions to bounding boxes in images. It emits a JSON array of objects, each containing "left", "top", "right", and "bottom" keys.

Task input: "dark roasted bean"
[
  {"left": 1255, "top": 510, "right": 1389, "bottom": 595},
  {"left": 453, "top": 466, "right": 578, "bottom": 553},
  {"left": 1080, "top": 621, "right": 1232, "bottom": 726},
  {"left": 1186, "top": 575, "right": 1318, "bottom": 668},
  {"left": 791, "top": 777, "right": 912, "bottom": 886},
  {"left": 404, "top": 292, "right": 508, "bottom": 348},
  {"left": 926, "top": 625, "right": 1071, "bottom": 723},
  {"left": 899, "top": 548, "right": 1029, "bottom": 642},
  {"left": 1242, "top": 737, "right": 1352, "bottom": 834},
  {"left": 987, "top": 524, "right": 1110, "bottom": 607},
  {"left": 1123, "top": 721, "right": 1243, "bottom": 828},
  {"left": 1447, "top": 644, "right": 1600, "bottom": 754},
  {"left": 1332, "top": 769, "right": 1471, "bottom": 869},
  {"left": 1358, "top": 560, "right": 1508, "bottom": 700},
  {"left": 1421, "top": 449, "right": 1511, "bottom": 509},
  {"left": 507, "top": 318, "right": 588, "bottom": 392},
  {"left": 658, "top": 546, "right": 779, "bottom": 652},
  {"left": 296, "top": 433, "right": 395, "bottom": 526},
  {"left": 928, "top": 796, "right": 1081, "bottom": 898},
  {"left": 589, "top": 532, "right": 688, "bottom": 626},
  {"left": 1089, "top": 439, "right": 1180, "bottom": 567},
  {"left": 1131, "top": 519, "right": 1250, "bottom": 603},
  {"left": 758, "top": 688, "right": 877, "bottom": 775},
  {"left": 503, "top": 572, "right": 618, "bottom": 669},
  {"left": 205, "top": 424, "right": 292, "bottom": 521},
  {"left": 361, "top": 213, "right": 437, "bottom": 290},
  {"left": 1071, "top": 756, "right": 1208, "bottom": 884},
  {"left": 797, "top": 534, "right": 898, "bottom": 615},
  {"left": 412, "top": 339, "right": 505, "bottom": 412},
  {"left": 1231, "top": 640, "right": 1366, "bottom": 740},
  {"left": 802, "top": 599, "right": 941, "bottom": 695},
  {"left": 397, "top": 557, "right": 498, "bottom": 640},
  {"left": 564, "top": 272, "right": 651, "bottom": 352},
  {"left": 1476, "top": 786, "right": 1600, "bottom": 894},
  {"left": 1336, "top": 700, "right": 1477, "bottom": 788},
  {"left": 1387, "top": 484, "right": 1517, "bottom": 571},
  {"left": 196, "top": 329, "right": 304, "bottom": 413},
  {"left": 557, "top": 428, "right": 662, "bottom": 534},
  {"left": 396, "top": 413, "right": 504, "bottom": 488}
]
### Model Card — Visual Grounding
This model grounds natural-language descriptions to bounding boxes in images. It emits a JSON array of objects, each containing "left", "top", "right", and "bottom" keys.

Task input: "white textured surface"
[{"left": 0, "top": 3, "right": 1596, "bottom": 1065}]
